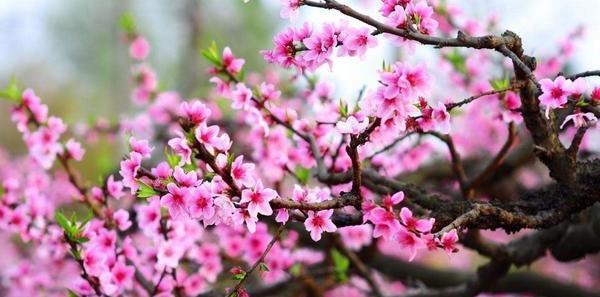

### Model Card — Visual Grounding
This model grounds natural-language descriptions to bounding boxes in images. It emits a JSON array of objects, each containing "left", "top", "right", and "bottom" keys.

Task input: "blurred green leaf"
[
  {"left": 232, "top": 270, "right": 246, "bottom": 280},
  {"left": 258, "top": 262, "right": 270, "bottom": 272},
  {"left": 0, "top": 77, "right": 22, "bottom": 103},
  {"left": 165, "top": 147, "right": 182, "bottom": 168},
  {"left": 330, "top": 248, "right": 350, "bottom": 283},
  {"left": 120, "top": 12, "right": 137, "bottom": 35},
  {"left": 490, "top": 74, "right": 510, "bottom": 91},
  {"left": 137, "top": 181, "right": 158, "bottom": 199},
  {"left": 289, "top": 263, "right": 302, "bottom": 276},
  {"left": 295, "top": 166, "right": 310, "bottom": 185},
  {"left": 445, "top": 49, "right": 467, "bottom": 75},
  {"left": 201, "top": 40, "right": 222, "bottom": 67}
]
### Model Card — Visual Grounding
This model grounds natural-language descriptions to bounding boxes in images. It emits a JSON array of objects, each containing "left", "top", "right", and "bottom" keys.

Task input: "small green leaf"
[
  {"left": 137, "top": 181, "right": 158, "bottom": 199},
  {"left": 258, "top": 262, "right": 270, "bottom": 272},
  {"left": 78, "top": 208, "right": 94, "bottom": 231},
  {"left": 575, "top": 100, "right": 590, "bottom": 107},
  {"left": 165, "top": 147, "right": 182, "bottom": 168},
  {"left": 289, "top": 263, "right": 302, "bottom": 276},
  {"left": 204, "top": 171, "right": 216, "bottom": 181},
  {"left": 0, "top": 76, "right": 22, "bottom": 103},
  {"left": 445, "top": 49, "right": 466, "bottom": 75},
  {"left": 55, "top": 211, "right": 71, "bottom": 232},
  {"left": 490, "top": 74, "right": 510, "bottom": 91},
  {"left": 0, "top": 186, "right": 4, "bottom": 197},
  {"left": 120, "top": 12, "right": 137, "bottom": 34},
  {"left": 74, "top": 236, "right": 90, "bottom": 244},
  {"left": 67, "top": 289, "right": 79, "bottom": 297},
  {"left": 227, "top": 153, "right": 235, "bottom": 167},
  {"left": 295, "top": 166, "right": 310, "bottom": 185},
  {"left": 339, "top": 100, "right": 348, "bottom": 118},
  {"left": 232, "top": 271, "right": 246, "bottom": 280},
  {"left": 330, "top": 248, "right": 350, "bottom": 283},
  {"left": 201, "top": 41, "right": 222, "bottom": 67}
]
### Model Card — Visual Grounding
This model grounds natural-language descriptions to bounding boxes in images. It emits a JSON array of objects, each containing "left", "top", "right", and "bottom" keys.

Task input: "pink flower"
[
  {"left": 339, "top": 225, "right": 373, "bottom": 250},
  {"left": 382, "top": 191, "right": 404, "bottom": 209},
  {"left": 432, "top": 102, "right": 450, "bottom": 134},
  {"left": 440, "top": 229, "right": 459, "bottom": 254},
  {"left": 82, "top": 248, "right": 107, "bottom": 277},
  {"left": 161, "top": 183, "right": 190, "bottom": 219},
  {"left": 173, "top": 166, "right": 200, "bottom": 188},
  {"left": 136, "top": 197, "right": 161, "bottom": 230},
  {"left": 240, "top": 181, "right": 277, "bottom": 218},
  {"left": 539, "top": 76, "right": 572, "bottom": 118},
  {"left": 340, "top": 27, "right": 378, "bottom": 58},
  {"left": 231, "top": 83, "right": 253, "bottom": 110},
  {"left": 400, "top": 207, "right": 434, "bottom": 233},
  {"left": 157, "top": 240, "right": 185, "bottom": 268},
  {"left": 129, "top": 137, "right": 153, "bottom": 158},
  {"left": 231, "top": 156, "right": 255, "bottom": 187},
  {"left": 180, "top": 100, "right": 211, "bottom": 125},
  {"left": 560, "top": 112, "right": 597, "bottom": 129},
  {"left": 222, "top": 47, "right": 245, "bottom": 75},
  {"left": 107, "top": 175, "right": 124, "bottom": 200},
  {"left": 113, "top": 209, "right": 132, "bottom": 231},
  {"left": 302, "top": 28, "right": 336, "bottom": 65},
  {"left": 65, "top": 139, "right": 85, "bottom": 161},
  {"left": 280, "top": 0, "right": 302, "bottom": 21},
  {"left": 183, "top": 273, "right": 208, "bottom": 296},
  {"left": 168, "top": 131, "right": 193, "bottom": 166},
  {"left": 396, "top": 229, "right": 426, "bottom": 261},
  {"left": 195, "top": 123, "right": 232, "bottom": 152},
  {"left": 129, "top": 36, "right": 150, "bottom": 60},
  {"left": 275, "top": 209, "right": 289, "bottom": 224},
  {"left": 304, "top": 209, "right": 337, "bottom": 241},
  {"left": 186, "top": 183, "right": 215, "bottom": 221},
  {"left": 100, "top": 261, "right": 134, "bottom": 295},
  {"left": 380, "top": 0, "right": 410, "bottom": 17},
  {"left": 406, "top": 1, "right": 438, "bottom": 35},
  {"left": 369, "top": 207, "right": 402, "bottom": 239},
  {"left": 336, "top": 116, "right": 369, "bottom": 134}
]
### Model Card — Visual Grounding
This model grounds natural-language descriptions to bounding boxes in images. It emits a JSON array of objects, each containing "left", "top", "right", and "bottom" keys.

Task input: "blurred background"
[{"left": 0, "top": 0, "right": 598, "bottom": 175}]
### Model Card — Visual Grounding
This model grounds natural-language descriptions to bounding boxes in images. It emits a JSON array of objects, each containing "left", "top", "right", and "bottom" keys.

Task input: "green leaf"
[
  {"left": 67, "top": 289, "right": 79, "bottom": 297},
  {"left": 55, "top": 211, "right": 72, "bottom": 233},
  {"left": 137, "top": 181, "right": 158, "bottom": 199},
  {"left": 575, "top": 100, "right": 589, "bottom": 107},
  {"left": 74, "top": 236, "right": 90, "bottom": 244},
  {"left": 289, "top": 263, "right": 302, "bottom": 276},
  {"left": 258, "top": 262, "right": 270, "bottom": 272},
  {"left": 490, "top": 74, "right": 510, "bottom": 91},
  {"left": 0, "top": 76, "right": 22, "bottom": 103},
  {"left": 295, "top": 166, "right": 310, "bottom": 185},
  {"left": 204, "top": 171, "right": 216, "bottom": 181},
  {"left": 339, "top": 100, "right": 348, "bottom": 118},
  {"left": 232, "top": 270, "right": 246, "bottom": 280},
  {"left": 165, "top": 147, "right": 182, "bottom": 168},
  {"left": 227, "top": 153, "right": 235, "bottom": 168},
  {"left": 445, "top": 49, "right": 466, "bottom": 75},
  {"left": 330, "top": 248, "right": 350, "bottom": 283},
  {"left": 120, "top": 12, "right": 137, "bottom": 34},
  {"left": 201, "top": 41, "right": 222, "bottom": 67},
  {"left": 0, "top": 186, "right": 4, "bottom": 197}
]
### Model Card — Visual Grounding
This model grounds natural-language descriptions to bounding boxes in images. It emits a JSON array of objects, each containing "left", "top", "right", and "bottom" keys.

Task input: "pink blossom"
[
  {"left": 369, "top": 207, "right": 402, "bottom": 239},
  {"left": 231, "top": 155, "right": 256, "bottom": 187},
  {"left": 168, "top": 131, "right": 193, "bottom": 166},
  {"left": 395, "top": 229, "right": 426, "bottom": 261},
  {"left": 195, "top": 123, "right": 232, "bottom": 152},
  {"left": 129, "top": 36, "right": 150, "bottom": 60},
  {"left": 340, "top": 27, "right": 378, "bottom": 58},
  {"left": 100, "top": 261, "right": 134, "bottom": 295},
  {"left": 400, "top": 207, "right": 434, "bottom": 233},
  {"left": 240, "top": 181, "right": 277, "bottom": 218},
  {"left": 339, "top": 225, "right": 373, "bottom": 250},
  {"left": 222, "top": 47, "right": 245, "bottom": 75},
  {"left": 560, "top": 112, "right": 597, "bottom": 129},
  {"left": 65, "top": 139, "right": 85, "bottom": 161},
  {"left": 107, "top": 175, "right": 124, "bottom": 199},
  {"left": 539, "top": 76, "right": 572, "bottom": 118},
  {"left": 161, "top": 183, "right": 190, "bottom": 219},
  {"left": 183, "top": 273, "right": 208, "bottom": 296},
  {"left": 382, "top": 191, "right": 404, "bottom": 209},
  {"left": 113, "top": 209, "right": 132, "bottom": 231},
  {"left": 231, "top": 83, "right": 253, "bottom": 110},
  {"left": 186, "top": 183, "right": 215, "bottom": 221},
  {"left": 406, "top": 1, "right": 438, "bottom": 35},
  {"left": 304, "top": 209, "right": 337, "bottom": 241},
  {"left": 336, "top": 116, "right": 369, "bottom": 134},
  {"left": 129, "top": 137, "right": 153, "bottom": 158},
  {"left": 173, "top": 166, "right": 200, "bottom": 188},
  {"left": 440, "top": 229, "right": 459, "bottom": 254},
  {"left": 280, "top": 0, "right": 302, "bottom": 21},
  {"left": 157, "top": 240, "right": 185, "bottom": 268},
  {"left": 180, "top": 100, "right": 211, "bottom": 125}
]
